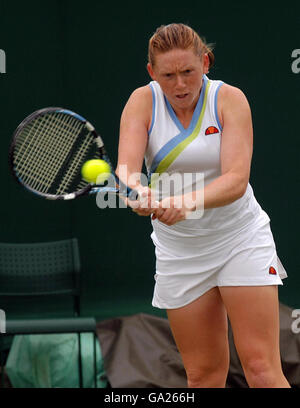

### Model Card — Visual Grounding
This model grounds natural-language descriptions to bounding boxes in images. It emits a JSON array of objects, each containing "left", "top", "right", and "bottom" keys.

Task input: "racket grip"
[
  {"left": 127, "top": 189, "right": 153, "bottom": 202},
  {"left": 128, "top": 189, "right": 159, "bottom": 208},
  {"left": 128, "top": 189, "right": 140, "bottom": 201}
]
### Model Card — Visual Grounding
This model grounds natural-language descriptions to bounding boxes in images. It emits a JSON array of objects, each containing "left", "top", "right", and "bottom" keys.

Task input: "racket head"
[{"left": 9, "top": 107, "right": 115, "bottom": 200}]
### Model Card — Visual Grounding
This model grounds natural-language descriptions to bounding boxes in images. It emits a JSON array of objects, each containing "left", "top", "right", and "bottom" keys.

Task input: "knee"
[
  {"left": 186, "top": 361, "right": 229, "bottom": 388},
  {"left": 242, "top": 357, "right": 280, "bottom": 388}
]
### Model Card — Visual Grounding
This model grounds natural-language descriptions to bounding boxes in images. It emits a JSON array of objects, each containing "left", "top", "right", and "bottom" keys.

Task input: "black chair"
[{"left": 0, "top": 238, "right": 97, "bottom": 388}]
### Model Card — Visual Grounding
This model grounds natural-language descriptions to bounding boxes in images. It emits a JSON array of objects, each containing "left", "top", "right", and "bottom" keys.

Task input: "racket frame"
[{"left": 9, "top": 107, "right": 138, "bottom": 201}]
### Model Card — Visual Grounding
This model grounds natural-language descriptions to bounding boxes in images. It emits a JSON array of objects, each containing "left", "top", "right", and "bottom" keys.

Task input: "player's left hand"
[{"left": 128, "top": 186, "right": 159, "bottom": 217}]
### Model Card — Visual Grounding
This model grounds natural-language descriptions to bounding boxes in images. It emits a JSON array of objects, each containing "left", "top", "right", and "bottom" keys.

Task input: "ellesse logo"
[
  {"left": 205, "top": 126, "right": 219, "bottom": 135},
  {"left": 269, "top": 266, "right": 277, "bottom": 275}
]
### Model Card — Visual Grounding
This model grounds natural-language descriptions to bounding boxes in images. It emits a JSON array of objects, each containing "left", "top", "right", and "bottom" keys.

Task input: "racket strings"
[
  {"left": 57, "top": 139, "right": 103, "bottom": 194},
  {"left": 14, "top": 113, "right": 85, "bottom": 194},
  {"left": 34, "top": 115, "right": 82, "bottom": 191},
  {"left": 21, "top": 114, "right": 80, "bottom": 192},
  {"left": 56, "top": 131, "right": 95, "bottom": 194},
  {"left": 33, "top": 114, "right": 83, "bottom": 193},
  {"left": 14, "top": 114, "right": 53, "bottom": 176},
  {"left": 16, "top": 115, "right": 62, "bottom": 191},
  {"left": 15, "top": 113, "right": 74, "bottom": 187}
]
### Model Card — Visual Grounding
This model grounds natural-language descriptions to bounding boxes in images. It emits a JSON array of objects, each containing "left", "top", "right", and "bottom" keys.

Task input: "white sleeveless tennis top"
[{"left": 145, "top": 75, "right": 270, "bottom": 236}]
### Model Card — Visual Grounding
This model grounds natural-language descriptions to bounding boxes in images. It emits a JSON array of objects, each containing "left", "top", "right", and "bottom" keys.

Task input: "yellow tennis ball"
[{"left": 81, "top": 159, "right": 111, "bottom": 184}]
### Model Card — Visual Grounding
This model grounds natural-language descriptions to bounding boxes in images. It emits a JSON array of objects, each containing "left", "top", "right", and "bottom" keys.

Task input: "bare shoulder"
[
  {"left": 217, "top": 83, "right": 251, "bottom": 127},
  {"left": 129, "top": 84, "right": 152, "bottom": 101},
  {"left": 218, "top": 83, "right": 251, "bottom": 111},
  {"left": 121, "top": 85, "right": 152, "bottom": 128},
  {"left": 124, "top": 85, "right": 152, "bottom": 113}
]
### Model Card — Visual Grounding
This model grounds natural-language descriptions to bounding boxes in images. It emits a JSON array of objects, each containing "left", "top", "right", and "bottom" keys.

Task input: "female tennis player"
[{"left": 116, "top": 23, "right": 290, "bottom": 388}]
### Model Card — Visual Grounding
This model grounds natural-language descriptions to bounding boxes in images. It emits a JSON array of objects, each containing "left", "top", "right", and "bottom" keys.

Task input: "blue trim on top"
[
  {"left": 164, "top": 74, "right": 208, "bottom": 134},
  {"left": 164, "top": 96, "right": 184, "bottom": 132},
  {"left": 148, "top": 82, "right": 156, "bottom": 135},
  {"left": 149, "top": 130, "right": 188, "bottom": 177},
  {"left": 214, "top": 82, "right": 224, "bottom": 131},
  {"left": 149, "top": 75, "right": 209, "bottom": 179}
]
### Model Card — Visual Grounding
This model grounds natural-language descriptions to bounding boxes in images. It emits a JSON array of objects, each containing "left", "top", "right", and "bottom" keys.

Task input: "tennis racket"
[{"left": 9, "top": 107, "right": 140, "bottom": 201}]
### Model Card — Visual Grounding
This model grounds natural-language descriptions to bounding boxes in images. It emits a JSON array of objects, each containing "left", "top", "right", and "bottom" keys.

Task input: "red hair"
[{"left": 148, "top": 23, "right": 214, "bottom": 68}]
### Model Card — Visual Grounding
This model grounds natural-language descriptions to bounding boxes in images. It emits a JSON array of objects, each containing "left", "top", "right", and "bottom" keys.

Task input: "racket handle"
[
  {"left": 128, "top": 188, "right": 160, "bottom": 211},
  {"left": 128, "top": 189, "right": 149, "bottom": 201},
  {"left": 128, "top": 189, "right": 140, "bottom": 201}
]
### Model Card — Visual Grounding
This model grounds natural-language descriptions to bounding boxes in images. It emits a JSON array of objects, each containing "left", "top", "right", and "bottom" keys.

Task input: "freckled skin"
[{"left": 147, "top": 49, "right": 210, "bottom": 120}]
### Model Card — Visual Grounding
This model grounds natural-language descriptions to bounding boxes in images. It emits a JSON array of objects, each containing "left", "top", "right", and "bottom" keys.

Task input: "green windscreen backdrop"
[{"left": 0, "top": 0, "right": 299, "bottom": 319}]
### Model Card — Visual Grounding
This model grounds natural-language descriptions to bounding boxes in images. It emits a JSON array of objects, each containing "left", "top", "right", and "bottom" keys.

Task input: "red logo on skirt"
[{"left": 269, "top": 266, "right": 277, "bottom": 275}]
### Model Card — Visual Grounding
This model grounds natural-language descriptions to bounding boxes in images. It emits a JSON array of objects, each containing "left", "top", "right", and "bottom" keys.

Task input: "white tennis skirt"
[{"left": 151, "top": 211, "right": 287, "bottom": 310}]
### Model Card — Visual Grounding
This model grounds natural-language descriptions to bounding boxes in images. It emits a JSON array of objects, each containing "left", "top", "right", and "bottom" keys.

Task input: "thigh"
[
  {"left": 167, "top": 287, "right": 229, "bottom": 370},
  {"left": 219, "top": 285, "right": 281, "bottom": 367}
]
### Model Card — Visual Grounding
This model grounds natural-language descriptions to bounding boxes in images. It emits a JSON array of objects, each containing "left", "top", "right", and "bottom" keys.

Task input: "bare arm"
[
  {"left": 115, "top": 86, "right": 152, "bottom": 190},
  {"left": 199, "top": 83, "right": 253, "bottom": 209}
]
